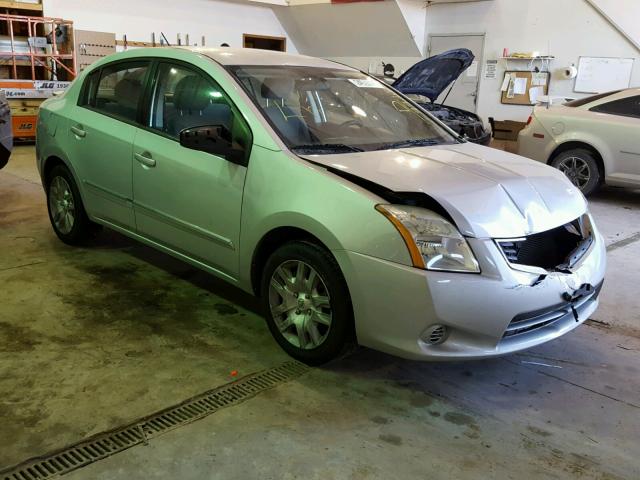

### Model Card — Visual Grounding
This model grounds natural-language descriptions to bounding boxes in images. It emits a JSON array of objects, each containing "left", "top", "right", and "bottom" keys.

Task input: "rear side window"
[
  {"left": 81, "top": 61, "right": 150, "bottom": 123},
  {"left": 79, "top": 70, "right": 100, "bottom": 106},
  {"left": 590, "top": 95, "right": 640, "bottom": 119},
  {"left": 564, "top": 90, "right": 621, "bottom": 107}
]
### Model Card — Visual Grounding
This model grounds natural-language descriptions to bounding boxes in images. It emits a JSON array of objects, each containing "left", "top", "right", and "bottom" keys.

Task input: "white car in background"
[{"left": 518, "top": 88, "right": 640, "bottom": 195}]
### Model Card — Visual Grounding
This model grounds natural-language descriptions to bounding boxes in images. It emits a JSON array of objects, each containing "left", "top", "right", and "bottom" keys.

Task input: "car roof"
[
  {"left": 98, "top": 46, "right": 353, "bottom": 70},
  {"left": 192, "top": 47, "right": 351, "bottom": 69}
]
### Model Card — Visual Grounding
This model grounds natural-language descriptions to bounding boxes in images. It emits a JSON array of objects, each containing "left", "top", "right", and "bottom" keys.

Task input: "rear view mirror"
[{"left": 179, "top": 125, "right": 247, "bottom": 166}]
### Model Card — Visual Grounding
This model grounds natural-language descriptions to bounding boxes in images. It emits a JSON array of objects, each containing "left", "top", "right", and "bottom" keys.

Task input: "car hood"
[
  {"left": 301, "top": 142, "right": 587, "bottom": 238},
  {"left": 392, "top": 48, "right": 474, "bottom": 103}
]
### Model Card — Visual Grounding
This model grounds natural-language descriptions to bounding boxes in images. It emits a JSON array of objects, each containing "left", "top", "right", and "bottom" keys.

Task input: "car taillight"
[{"left": 526, "top": 115, "right": 533, "bottom": 125}]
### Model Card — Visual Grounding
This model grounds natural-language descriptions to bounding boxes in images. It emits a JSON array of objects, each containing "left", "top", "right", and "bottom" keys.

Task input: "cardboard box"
[{"left": 490, "top": 119, "right": 527, "bottom": 141}]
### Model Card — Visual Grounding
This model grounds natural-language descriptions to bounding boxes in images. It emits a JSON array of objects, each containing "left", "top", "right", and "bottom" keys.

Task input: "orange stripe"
[{"left": 375, "top": 205, "right": 426, "bottom": 269}]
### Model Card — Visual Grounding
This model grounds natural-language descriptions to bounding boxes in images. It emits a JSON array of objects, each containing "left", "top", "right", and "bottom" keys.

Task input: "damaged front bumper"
[{"left": 333, "top": 220, "right": 606, "bottom": 361}]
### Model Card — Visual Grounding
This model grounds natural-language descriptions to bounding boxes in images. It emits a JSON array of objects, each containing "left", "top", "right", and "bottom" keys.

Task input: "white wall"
[
  {"left": 43, "top": 0, "right": 297, "bottom": 52},
  {"left": 425, "top": 0, "right": 640, "bottom": 122},
  {"left": 396, "top": 0, "right": 427, "bottom": 56},
  {"left": 587, "top": 0, "right": 640, "bottom": 50},
  {"left": 274, "top": 2, "right": 420, "bottom": 58}
]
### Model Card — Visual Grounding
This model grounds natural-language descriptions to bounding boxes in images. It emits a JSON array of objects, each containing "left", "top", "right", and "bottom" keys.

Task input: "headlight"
[{"left": 376, "top": 204, "right": 480, "bottom": 273}]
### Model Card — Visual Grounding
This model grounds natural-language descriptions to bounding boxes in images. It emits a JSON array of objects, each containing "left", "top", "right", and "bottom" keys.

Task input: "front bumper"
[{"left": 334, "top": 228, "right": 606, "bottom": 361}]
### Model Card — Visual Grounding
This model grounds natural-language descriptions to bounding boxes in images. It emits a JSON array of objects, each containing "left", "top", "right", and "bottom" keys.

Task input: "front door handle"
[
  {"left": 70, "top": 125, "right": 86, "bottom": 138},
  {"left": 134, "top": 152, "right": 156, "bottom": 168}
]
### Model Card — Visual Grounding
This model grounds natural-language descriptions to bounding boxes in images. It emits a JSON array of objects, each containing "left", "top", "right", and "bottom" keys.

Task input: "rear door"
[
  {"left": 589, "top": 95, "right": 640, "bottom": 183},
  {"left": 132, "top": 61, "right": 251, "bottom": 281},
  {"left": 67, "top": 60, "right": 150, "bottom": 229}
]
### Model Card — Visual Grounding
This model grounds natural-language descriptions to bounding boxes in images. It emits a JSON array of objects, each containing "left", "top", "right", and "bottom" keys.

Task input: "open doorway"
[{"left": 243, "top": 34, "right": 286, "bottom": 52}]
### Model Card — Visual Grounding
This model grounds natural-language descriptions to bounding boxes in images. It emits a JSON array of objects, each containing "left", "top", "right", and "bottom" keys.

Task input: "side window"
[
  {"left": 150, "top": 63, "right": 240, "bottom": 140},
  {"left": 78, "top": 70, "right": 100, "bottom": 106},
  {"left": 84, "top": 61, "right": 149, "bottom": 122},
  {"left": 590, "top": 95, "right": 640, "bottom": 119}
]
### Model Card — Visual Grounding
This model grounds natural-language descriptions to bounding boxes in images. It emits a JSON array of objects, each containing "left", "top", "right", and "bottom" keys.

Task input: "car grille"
[
  {"left": 503, "top": 281, "right": 603, "bottom": 338},
  {"left": 497, "top": 216, "right": 592, "bottom": 270}
]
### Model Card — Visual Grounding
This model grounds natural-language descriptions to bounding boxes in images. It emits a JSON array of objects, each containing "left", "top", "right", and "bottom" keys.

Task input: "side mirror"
[{"left": 179, "top": 125, "right": 247, "bottom": 166}]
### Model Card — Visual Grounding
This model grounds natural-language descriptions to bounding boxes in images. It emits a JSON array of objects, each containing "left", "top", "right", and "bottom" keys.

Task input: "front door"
[
  {"left": 132, "top": 62, "right": 251, "bottom": 281},
  {"left": 67, "top": 60, "right": 150, "bottom": 229},
  {"left": 589, "top": 94, "right": 640, "bottom": 183},
  {"left": 428, "top": 34, "right": 484, "bottom": 112}
]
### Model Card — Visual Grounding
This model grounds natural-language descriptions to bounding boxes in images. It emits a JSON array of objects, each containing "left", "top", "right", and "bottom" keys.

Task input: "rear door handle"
[
  {"left": 134, "top": 152, "right": 156, "bottom": 168},
  {"left": 70, "top": 125, "right": 86, "bottom": 138}
]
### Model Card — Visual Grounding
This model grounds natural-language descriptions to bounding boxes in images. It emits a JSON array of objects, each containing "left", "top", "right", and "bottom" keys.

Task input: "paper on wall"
[
  {"left": 529, "top": 86, "right": 544, "bottom": 104},
  {"left": 532, "top": 73, "right": 547, "bottom": 86},
  {"left": 485, "top": 60, "right": 497, "bottom": 79},
  {"left": 507, "top": 77, "right": 515, "bottom": 99},
  {"left": 501, "top": 73, "right": 512, "bottom": 92},
  {"left": 513, "top": 77, "right": 528, "bottom": 95}
]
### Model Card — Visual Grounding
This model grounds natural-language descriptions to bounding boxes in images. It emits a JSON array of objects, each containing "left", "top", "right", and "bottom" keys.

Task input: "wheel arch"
[
  {"left": 548, "top": 140, "right": 605, "bottom": 177},
  {"left": 41, "top": 152, "right": 82, "bottom": 191},
  {"left": 250, "top": 226, "right": 336, "bottom": 297}
]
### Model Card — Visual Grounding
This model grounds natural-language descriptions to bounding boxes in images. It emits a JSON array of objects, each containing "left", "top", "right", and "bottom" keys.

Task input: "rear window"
[{"left": 564, "top": 90, "right": 622, "bottom": 107}]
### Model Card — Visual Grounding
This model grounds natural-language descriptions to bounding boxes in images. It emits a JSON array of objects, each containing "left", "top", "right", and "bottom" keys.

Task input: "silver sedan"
[{"left": 36, "top": 47, "right": 606, "bottom": 364}]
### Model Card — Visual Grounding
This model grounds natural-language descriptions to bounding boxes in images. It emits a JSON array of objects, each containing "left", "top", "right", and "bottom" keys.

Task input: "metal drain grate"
[{"left": 1, "top": 361, "right": 309, "bottom": 480}]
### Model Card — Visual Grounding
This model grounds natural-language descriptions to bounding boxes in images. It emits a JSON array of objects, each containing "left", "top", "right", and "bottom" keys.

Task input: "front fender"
[{"left": 237, "top": 149, "right": 413, "bottom": 291}]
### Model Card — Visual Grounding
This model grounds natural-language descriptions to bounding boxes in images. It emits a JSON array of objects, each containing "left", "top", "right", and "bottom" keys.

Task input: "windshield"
[{"left": 229, "top": 66, "right": 457, "bottom": 154}]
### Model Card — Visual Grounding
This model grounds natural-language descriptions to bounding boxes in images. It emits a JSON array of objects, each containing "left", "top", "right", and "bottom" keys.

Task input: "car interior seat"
[
  {"left": 107, "top": 76, "right": 144, "bottom": 119},
  {"left": 261, "top": 77, "right": 312, "bottom": 145},
  {"left": 168, "top": 75, "right": 232, "bottom": 137}
]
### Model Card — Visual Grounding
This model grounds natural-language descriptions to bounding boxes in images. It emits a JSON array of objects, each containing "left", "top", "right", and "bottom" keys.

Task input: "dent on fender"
[{"left": 306, "top": 160, "right": 459, "bottom": 228}]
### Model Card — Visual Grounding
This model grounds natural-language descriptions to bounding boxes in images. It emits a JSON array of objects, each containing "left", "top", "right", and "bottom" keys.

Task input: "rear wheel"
[
  {"left": 260, "top": 241, "right": 354, "bottom": 365},
  {"left": 551, "top": 148, "right": 602, "bottom": 196},
  {"left": 46, "top": 164, "right": 98, "bottom": 245}
]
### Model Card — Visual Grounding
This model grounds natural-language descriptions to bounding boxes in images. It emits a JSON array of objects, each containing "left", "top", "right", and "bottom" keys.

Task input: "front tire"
[
  {"left": 46, "top": 164, "right": 97, "bottom": 245},
  {"left": 551, "top": 148, "right": 602, "bottom": 196},
  {"left": 260, "top": 241, "right": 354, "bottom": 365}
]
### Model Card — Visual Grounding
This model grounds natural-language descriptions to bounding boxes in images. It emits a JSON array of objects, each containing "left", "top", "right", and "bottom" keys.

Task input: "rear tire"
[
  {"left": 46, "top": 164, "right": 99, "bottom": 245},
  {"left": 551, "top": 148, "right": 602, "bottom": 196},
  {"left": 260, "top": 241, "right": 354, "bottom": 365}
]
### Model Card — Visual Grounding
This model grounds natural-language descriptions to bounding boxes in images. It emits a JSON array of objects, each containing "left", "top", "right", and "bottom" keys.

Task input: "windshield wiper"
[
  {"left": 291, "top": 143, "right": 364, "bottom": 154},
  {"left": 376, "top": 138, "right": 439, "bottom": 150}
]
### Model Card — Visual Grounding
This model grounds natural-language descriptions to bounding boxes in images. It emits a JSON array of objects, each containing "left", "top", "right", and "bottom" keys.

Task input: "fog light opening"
[{"left": 421, "top": 324, "right": 449, "bottom": 345}]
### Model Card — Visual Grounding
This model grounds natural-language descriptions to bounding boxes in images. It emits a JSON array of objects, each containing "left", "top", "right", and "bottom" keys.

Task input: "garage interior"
[{"left": 1, "top": 0, "right": 640, "bottom": 479}]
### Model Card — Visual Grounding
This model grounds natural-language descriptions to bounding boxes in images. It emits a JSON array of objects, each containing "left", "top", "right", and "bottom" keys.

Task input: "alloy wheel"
[
  {"left": 49, "top": 176, "right": 76, "bottom": 234},
  {"left": 268, "top": 260, "right": 332, "bottom": 350},
  {"left": 557, "top": 156, "right": 591, "bottom": 189}
]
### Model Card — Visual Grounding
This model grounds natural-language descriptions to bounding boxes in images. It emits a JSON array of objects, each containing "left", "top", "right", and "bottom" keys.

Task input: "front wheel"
[
  {"left": 551, "top": 148, "right": 602, "bottom": 196},
  {"left": 260, "top": 241, "right": 354, "bottom": 365}
]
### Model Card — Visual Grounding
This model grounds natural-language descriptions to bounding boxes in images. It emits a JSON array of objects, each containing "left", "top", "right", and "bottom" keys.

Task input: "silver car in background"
[
  {"left": 36, "top": 48, "right": 606, "bottom": 364},
  {"left": 519, "top": 88, "right": 640, "bottom": 195}
]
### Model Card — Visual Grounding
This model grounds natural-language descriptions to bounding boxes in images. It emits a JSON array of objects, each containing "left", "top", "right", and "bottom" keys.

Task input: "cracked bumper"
[{"left": 334, "top": 228, "right": 606, "bottom": 361}]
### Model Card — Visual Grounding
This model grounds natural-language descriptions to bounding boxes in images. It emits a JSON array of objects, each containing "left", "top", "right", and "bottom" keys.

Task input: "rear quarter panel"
[
  {"left": 540, "top": 109, "right": 614, "bottom": 173},
  {"left": 36, "top": 81, "right": 83, "bottom": 186}
]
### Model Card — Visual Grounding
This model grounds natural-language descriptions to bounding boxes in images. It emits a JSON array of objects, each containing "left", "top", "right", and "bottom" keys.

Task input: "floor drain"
[{"left": 1, "top": 361, "right": 309, "bottom": 479}]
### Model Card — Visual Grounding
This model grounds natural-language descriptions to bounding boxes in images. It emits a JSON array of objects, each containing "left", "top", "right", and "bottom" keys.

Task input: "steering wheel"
[{"left": 339, "top": 118, "right": 364, "bottom": 128}]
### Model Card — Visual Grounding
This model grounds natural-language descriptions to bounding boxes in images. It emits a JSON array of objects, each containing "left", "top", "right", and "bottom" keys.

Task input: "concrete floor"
[{"left": 1, "top": 145, "right": 639, "bottom": 479}]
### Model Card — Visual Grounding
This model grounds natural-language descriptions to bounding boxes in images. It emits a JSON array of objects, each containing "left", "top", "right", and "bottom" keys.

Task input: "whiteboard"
[{"left": 575, "top": 56, "right": 634, "bottom": 94}]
